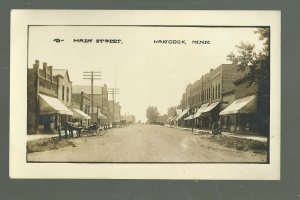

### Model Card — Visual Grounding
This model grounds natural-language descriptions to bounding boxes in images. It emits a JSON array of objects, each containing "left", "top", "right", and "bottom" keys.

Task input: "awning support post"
[{"left": 234, "top": 114, "right": 237, "bottom": 133}]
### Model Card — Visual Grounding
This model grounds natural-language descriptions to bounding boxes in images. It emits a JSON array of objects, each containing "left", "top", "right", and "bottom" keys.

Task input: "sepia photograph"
[
  {"left": 10, "top": 10, "right": 280, "bottom": 179},
  {"left": 26, "top": 25, "right": 270, "bottom": 163}
]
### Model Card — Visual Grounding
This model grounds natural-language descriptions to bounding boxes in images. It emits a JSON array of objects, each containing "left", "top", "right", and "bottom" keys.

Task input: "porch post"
[{"left": 234, "top": 114, "right": 237, "bottom": 133}]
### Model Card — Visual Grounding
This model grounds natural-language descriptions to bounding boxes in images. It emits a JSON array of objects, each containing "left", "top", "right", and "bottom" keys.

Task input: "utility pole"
[
  {"left": 83, "top": 71, "right": 101, "bottom": 123},
  {"left": 108, "top": 88, "right": 120, "bottom": 124}
]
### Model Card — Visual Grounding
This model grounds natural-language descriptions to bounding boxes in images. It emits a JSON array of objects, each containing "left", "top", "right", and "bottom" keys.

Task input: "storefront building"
[
  {"left": 72, "top": 91, "right": 91, "bottom": 127},
  {"left": 108, "top": 101, "right": 121, "bottom": 125},
  {"left": 27, "top": 60, "right": 73, "bottom": 134},
  {"left": 72, "top": 85, "right": 109, "bottom": 123},
  {"left": 219, "top": 75, "right": 259, "bottom": 134},
  {"left": 178, "top": 64, "right": 247, "bottom": 130}
]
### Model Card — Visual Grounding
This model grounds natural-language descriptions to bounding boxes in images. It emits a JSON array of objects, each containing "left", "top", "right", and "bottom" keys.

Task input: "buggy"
[{"left": 82, "top": 123, "right": 101, "bottom": 136}]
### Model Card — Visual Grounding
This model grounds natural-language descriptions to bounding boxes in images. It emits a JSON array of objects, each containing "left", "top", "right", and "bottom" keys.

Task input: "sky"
[{"left": 28, "top": 26, "right": 265, "bottom": 122}]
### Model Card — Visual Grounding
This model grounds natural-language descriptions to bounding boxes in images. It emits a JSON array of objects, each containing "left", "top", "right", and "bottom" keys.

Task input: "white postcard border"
[{"left": 10, "top": 10, "right": 281, "bottom": 179}]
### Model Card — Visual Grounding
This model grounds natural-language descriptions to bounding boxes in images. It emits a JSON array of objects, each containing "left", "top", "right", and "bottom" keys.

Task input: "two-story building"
[
  {"left": 52, "top": 69, "right": 73, "bottom": 125},
  {"left": 108, "top": 101, "right": 121, "bottom": 126},
  {"left": 72, "top": 85, "right": 109, "bottom": 124},
  {"left": 178, "top": 64, "right": 247, "bottom": 130},
  {"left": 27, "top": 60, "right": 73, "bottom": 134},
  {"left": 220, "top": 74, "right": 259, "bottom": 134},
  {"left": 71, "top": 91, "right": 91, "bottom": 127}
]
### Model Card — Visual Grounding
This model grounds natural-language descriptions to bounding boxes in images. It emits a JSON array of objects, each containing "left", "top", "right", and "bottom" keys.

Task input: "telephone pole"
[
  {"left": 108, "top": 88, "right": 120, "bottom": 124},
  {"left": 83, "top": 71, "right": 101, "bottom": 123}
]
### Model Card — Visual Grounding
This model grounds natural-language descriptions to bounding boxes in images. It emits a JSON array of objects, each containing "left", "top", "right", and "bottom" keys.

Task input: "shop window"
[
  {"left": 67, "top": 87, "right": 69, "bottom": 102},
  {"left": 62, "top": 85, "right": 65, "bottom": 101},
  {"left": 218, "top": 84, "right": 221, "bottom": 98}
]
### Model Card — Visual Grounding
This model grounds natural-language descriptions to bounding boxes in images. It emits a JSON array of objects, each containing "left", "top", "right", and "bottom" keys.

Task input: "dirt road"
[{"left": 27, "top": 124, "right": 267, "bottom": 162}]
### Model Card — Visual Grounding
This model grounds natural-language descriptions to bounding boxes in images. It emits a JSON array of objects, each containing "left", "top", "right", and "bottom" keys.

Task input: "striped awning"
[
  {"left": 72, "top": 109, "right": 91, "bottom": 120},
  {"left": 39, "top": 94, "right": 73, "bottom": 115},
  {"left": 175, "top": 108, "right": 189, "bottom": 121},
  {"left": 98, "top": 112, "right": 107, "bottom": 120},
  {"left": 90, "top": 108, "right": 107, "bottom": 120},
  {"left": 170, "top": 115, "right": 178, "bottom": 122},
  {"left": 167, "top": 116, "right": 174, "bottom": 122},
  {"left": 184, "top": 115, "right": 194, "bottom": 120},
  {"left": 220, "top": 95, "right": 256, "bottom": 115},
  {"left": 202, "top": 102, "right": 220, "bottom": 113},
  {"left": 193, "top": 103, "right": 209, "bottom": 118}
]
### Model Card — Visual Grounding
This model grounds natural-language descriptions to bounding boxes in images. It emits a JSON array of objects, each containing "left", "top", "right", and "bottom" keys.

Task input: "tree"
[
  {"left": 227, "top": 28, "right": 270, "bottom": 88},
  {"left": 227, "top": 28, "right": 270, "bottom": 135},
  {"left": 167, "top": 106, "right": 177, "bottom": 117},
  {"left": 146, "top": 106, "right": 160, "bottom": 123},
  {"left": 159, "top": 114, "right": 169, "bottom": 124}
]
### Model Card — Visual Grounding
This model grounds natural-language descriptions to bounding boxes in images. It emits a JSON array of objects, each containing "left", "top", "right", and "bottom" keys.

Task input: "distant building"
[
  {"left": 166, "top": 107, "right": 181, "bottom": 125},
  {"left": 108, "top": 101, "right": 121, "bottom": 124},
  {"left": 120, "top": 114, "right": 136, "bottom": 124},
  {"left": 72, "top": 91, "right": 91, "bottom": 126},
  {"left": 72, "top": 84, "right": 109, "bottom": 123}
]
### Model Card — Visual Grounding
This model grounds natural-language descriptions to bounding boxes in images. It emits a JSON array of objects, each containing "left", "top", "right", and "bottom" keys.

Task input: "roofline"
[{"left": 234, "top": 74, "right": 250, "bottom": 85}]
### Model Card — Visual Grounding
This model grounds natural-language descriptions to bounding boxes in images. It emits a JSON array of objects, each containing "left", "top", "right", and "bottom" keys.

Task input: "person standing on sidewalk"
[
  {"left": 57, "top": 125, "right": 61, "bottom": 140},
  {"left": 63, "top": 121, "right": 69, "bottom": 139},
  {"left": 217, "top": 120, "right": 222, "bottom": 134}
]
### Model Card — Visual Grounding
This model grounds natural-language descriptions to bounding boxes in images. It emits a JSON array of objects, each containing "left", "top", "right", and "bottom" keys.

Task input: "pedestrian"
[
  {"left": 68, "top": 122, "right": 74, "bottom": 138},
  {"left": 212, "top": 122, "right": 215, "bottom": 131},
  {"left": 63, "top": 121, "right": 69, "bottom": 139},
  {"left": 217, "top": 120, "right": 222, "bottom": 134},
  {"left": 57, "top": 125, "right": 61, "bottom": 140}
]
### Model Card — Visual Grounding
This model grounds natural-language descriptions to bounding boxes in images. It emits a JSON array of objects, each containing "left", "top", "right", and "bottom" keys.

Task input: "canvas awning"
[
  {"left": 167, "top": 116, "right": 174, "bottom": 122},
  {"left": 98, "top": 112, "right": 107, "bottom": 120},
  {"left": 90, "top": 108, "right": 107, "bottom": 120},
  {"left": 170, "top": 115, "right": 178, "bottom": 122},
  {"left": 175, "top": 108, "right": 189, "bottom": 121},
  {"left": 72, "top": 108, "right": 91, "bottom": 120},
  {"left": 201, "top": 102, "right": 220, "bottom": 113},
  {"left": 220, "top": 95, "right": 256, "bottom": 115},
  {"left": 39, "top": 94, "right": 73, "bottom": 115},
  {"left": 184, "top": 115, "right": 194, "bottom": 120},
  {"left": 193, "top": 103, "right": 210, "bottom": 118}
]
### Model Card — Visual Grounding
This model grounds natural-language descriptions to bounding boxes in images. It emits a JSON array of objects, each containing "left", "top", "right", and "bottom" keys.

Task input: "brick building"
[
  {"left": 177, "top": 64, "right": 247, "bottom": 129},
  {"left": 72, "top": 84, "right": 109, "bottom": 123},
  {"left": 72, "top": 91, "right": 91, "bottom": 126},
  {"left": 108, "top": 101, "right": 121, "bottom": 125},
  {"left": 220, "top": 75, "right": 259, "bottom": 134},
  {"left": 120, "top": 114, "right": 136, "bottom": 124},
  {"left": 52, "top": 69, "right": 72, "bottom": 107},
  {"left": 27, "top": 60, "right": 73, "bottom": 134}
]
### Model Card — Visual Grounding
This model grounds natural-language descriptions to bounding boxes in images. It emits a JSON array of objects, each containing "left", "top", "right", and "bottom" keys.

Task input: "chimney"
[
  {"left": 43, "top": 62, "right": 47, "bottom": 79},
  {"left": 48, "top": 66, "right": 53, "bottom": 82},
  {"left": 210, "top": 68, "right": 214, "bottom": 72},
  {"left": 33, "top": 60, "right": 40, "bottom": 75}
]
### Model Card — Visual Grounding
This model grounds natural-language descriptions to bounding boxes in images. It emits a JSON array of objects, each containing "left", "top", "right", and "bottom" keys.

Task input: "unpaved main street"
[{"left": 27, "top": 124, "right": 267, "bottom": 162}]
